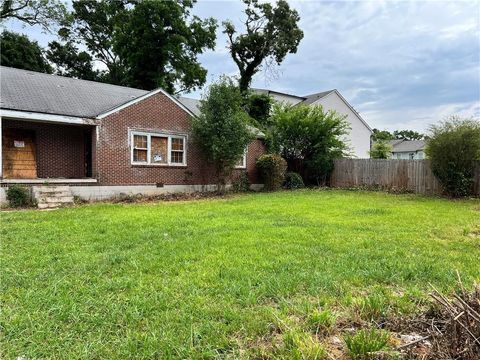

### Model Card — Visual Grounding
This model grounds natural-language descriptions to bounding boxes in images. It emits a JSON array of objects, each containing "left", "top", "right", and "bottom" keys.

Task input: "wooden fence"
[{"left": 330, "top": 159, "right": 480, "bottom": 196}]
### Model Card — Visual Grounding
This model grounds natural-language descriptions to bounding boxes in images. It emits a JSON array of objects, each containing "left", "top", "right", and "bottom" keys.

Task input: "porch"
[{"left": 0, "top": 116, "right": 97, "bottom": 183}]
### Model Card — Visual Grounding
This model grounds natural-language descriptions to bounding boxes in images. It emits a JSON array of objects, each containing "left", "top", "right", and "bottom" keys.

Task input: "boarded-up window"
[
  {"left": 170, "top": 138, "right": 184, "bottom": 164},
  {"left": 130, "top": 132, "right": 187, "bottom": 166},
  {"left": 133, "top": 134, "right": 148, "bottom": 162},
  {"left": 151, "top": 136, "right": 168, "bottom": 164}
]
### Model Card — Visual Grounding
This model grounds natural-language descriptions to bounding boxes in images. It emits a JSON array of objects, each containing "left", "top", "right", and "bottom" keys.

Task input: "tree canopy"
[
  {"left": 0, "top": 30, "right": 52, "bottom": 73},
  {"left": 47, "top": 0, "right": 216, "bottom": 92},
  {"left": 0, "top": 0, "right": 67, "bottom": 32},
  {"left": 372, "top": 128, "right": 425, "bottom": 141},
  {"left": 191, "top": 77, "right": 254, "bottom": 190},
  {"left": 223, "top": 0, "right": 303, "bottom": 92}
]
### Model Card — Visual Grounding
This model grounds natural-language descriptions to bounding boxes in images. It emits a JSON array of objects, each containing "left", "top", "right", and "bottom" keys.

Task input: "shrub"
[
  {"left": 344, "top": 329, "right": 389, "bottom": 360},
  {"left": 284, "top": 172, "right": 305, "bottom": 189},
  {"left": 231, "top": 172, "right": 250, "bottom": 192},
  {"left": 192, "top": 76, "right": 254, "bottom": 192},
  {"left": 425, "top": 117, "right": 480, "bottom": 197},
  {"left": 269, "top": 103, "right": 350, "bottom": 185},
  {"left": 256, "top": 154, "right": 287, "bottom": 191},
  {"left": 369, "top": 141, "right": 392, "bottom": 159},
  {"left": 6, "top": 184, "right": 31, "bottom": 208}
]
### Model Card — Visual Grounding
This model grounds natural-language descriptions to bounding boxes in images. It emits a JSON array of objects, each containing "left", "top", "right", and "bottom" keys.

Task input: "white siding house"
[{"left": 254, "top": 88, "right": 373, "bottom": 158}]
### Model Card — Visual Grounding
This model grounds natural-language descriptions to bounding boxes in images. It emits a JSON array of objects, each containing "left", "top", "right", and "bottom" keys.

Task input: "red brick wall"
[
  {"left": 97, "top": 92, "right": 266, "bottom": 185},
  {"left": 2, "top": 119, "right": 91, "bottom": 178}
]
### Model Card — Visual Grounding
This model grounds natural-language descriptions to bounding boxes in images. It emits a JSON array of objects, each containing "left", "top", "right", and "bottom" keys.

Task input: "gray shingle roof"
[
  {"left": 390, "top": 139, "right": 426, "bottom": 152},
  {"left": 176, "top": 96, "right": 201, "bottom": 117},
  {"left": 302, "top": 90, "right": 335, "bottom": 105},
  {"left": 1, "top": 66, "right": 149, "bottom": 118}
]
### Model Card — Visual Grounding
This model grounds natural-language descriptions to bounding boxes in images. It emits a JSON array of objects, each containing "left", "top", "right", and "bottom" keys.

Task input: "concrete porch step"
[{"left": 32, "top": 185, "right": 74, "bottom": 209}]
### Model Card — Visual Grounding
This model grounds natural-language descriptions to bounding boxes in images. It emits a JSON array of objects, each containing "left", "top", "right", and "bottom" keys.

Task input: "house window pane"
[
  {"left": 151, "top": 136, "right": 168, "bottom": 164},
  {"left": 170, "top": 138, "right": 185, "bottom": 164},
  {"left": 133, "top": 135, "right": 148, "bottom": 162},
  {"left": 171, "top": 138, "right": 184, "bottom": 151},
  {"left": 134, "top": 135, "right": 147, "bottom": 149},
  {"left": 133, "top": 149, "right": 147, "bottom": 162}
]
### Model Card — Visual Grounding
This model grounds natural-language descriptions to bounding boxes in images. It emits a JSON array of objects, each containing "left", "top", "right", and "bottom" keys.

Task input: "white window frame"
[
  {"left": 130, "top": 131, "right": 187, "bottom": 166},
  {"left": 235, "top": 147, "right": 247, "bottom": 169}
]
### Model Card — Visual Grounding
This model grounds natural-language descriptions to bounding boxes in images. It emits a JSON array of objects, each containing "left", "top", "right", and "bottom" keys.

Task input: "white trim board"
[
  {"left": 0, "top": 109, "right": 96, "bottom": 125},
  {"left": 96, "top": 88, "right": 196, "bottom": 119}
]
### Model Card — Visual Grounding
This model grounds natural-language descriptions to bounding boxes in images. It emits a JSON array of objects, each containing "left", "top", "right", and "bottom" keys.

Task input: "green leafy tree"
[
  {"left": 56, "top": 0, "right": 130, "bottom": 86},
  {"left": 192, "top": 77, "right": 254, "bottom": 191},
  {"left": 425, "top": 116, "right": 480, "bottom": 197},
  {"left": 223, "top": 0, "right": 303, "bottom": 92},
  {"left": 369, "top": 141, "right": 392, "bottom": 159},
  {"left": 0, "top": 30, "right": 52, "bottom": 73},
  {"left": 371, "top": 128, "right": 394, "bottom": 142},
  {"left": 46, "top": 41, "right": 98, "bottom": 80},
  {"left": 114, "top": 0, "right": 216, "bottom": 92},
  {"left": 51, "top": 0, "right": 216, "bottom": 92},
  {"left": 393, "top": 129, "right": 425, "bottom": 140},
  {"left": 0, "top": 0, "right": 67, "bottom": 32},
  {"left": 270, "top": 104, "right": 350, "bottom": 185},
  {"left": 245, "top": 92, "right": 273, "bottom": 127}
]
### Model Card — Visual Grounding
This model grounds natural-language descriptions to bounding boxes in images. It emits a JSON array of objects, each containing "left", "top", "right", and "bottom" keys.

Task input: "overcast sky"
[{"left": 4, "top": 0, "right": 480, "bottom": 132}]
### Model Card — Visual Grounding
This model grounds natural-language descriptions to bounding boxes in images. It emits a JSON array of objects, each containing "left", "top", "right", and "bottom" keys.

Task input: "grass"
[{"left": 1, "top": 189, "right": 479, "bottom": 358}]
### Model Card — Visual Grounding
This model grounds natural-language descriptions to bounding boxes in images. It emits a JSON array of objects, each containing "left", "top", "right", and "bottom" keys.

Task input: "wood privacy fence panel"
[{"left": 331, "top": 159, "right": 480, "bottom": 196}]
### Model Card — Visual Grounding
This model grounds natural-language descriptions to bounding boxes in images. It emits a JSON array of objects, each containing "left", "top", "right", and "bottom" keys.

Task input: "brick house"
[{"left": 0, "top": 66, "right": 266, "bottom": 203}]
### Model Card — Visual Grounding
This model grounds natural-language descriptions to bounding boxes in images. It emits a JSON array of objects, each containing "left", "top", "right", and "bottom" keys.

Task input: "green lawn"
[{"left": 1, "top": 190, "right": 479, "bottom": 358}]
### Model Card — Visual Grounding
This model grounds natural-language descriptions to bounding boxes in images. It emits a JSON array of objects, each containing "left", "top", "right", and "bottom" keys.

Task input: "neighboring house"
[
  {"left": 254, "top": 88, "right": 373, "bottom": 158},
  {"left": 387, "top": 139, "right": 426, "bottom": 159},
  {"left": 0, "top": 66, "right": 266, "bottom": 204}
]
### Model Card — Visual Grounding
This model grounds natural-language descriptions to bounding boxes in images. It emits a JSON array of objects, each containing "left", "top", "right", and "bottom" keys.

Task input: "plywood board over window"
[
  {"left": 2, "top": 128, "right": 37, "bottom": 178},
  {"left": 151, "top": 136, "right": 168, "bottom": 164}
]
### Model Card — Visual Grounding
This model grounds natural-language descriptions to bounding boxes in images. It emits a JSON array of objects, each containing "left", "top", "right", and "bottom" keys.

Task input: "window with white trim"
[
  {"left": 235, "top": 148, "right": 247, "bottom": 169},
  {"left": 131, "top": 131, "right": 186, "bottom": 166}
]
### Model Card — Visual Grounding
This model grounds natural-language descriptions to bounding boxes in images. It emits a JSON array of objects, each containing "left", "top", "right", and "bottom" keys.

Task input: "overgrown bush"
[
  {"left": 284, "top": 172, "right": 304, "bottom": 189},
  {"left": 191, "top": 76, "right": 254, "bottom": 192},
  {"left": 269, "top": 103, "right": 350, "bottom": 185},
  {"left": 256, "top": 154, "right": 287, "bottom": 191},
  {"left": 425, "top": 117, "right": 480, "bottom": 197},
  {"left": 231, "top": 172, "right": 250, "bottom": 192},
  {"left": 6, "top": 184, "right": 31, "bottom": 207}
]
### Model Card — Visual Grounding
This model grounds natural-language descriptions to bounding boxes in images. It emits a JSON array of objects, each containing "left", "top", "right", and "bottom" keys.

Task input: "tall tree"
[
  {"left": 0, "top": 0, "right": 67, "bottom": 32},
  {"left": 114, "top": 0, "right": 216, "bottom": 92},
  {"left": 49, "top": 0, "right": 216, "bottom": 92},
  {"left": 223, "top": 0, "right": 304, "bottom": 92},
  {"left": 55, "top": 0, "right": 128, "bottom": 85},
  {"left": 46, "top": 41, "right": 98, "bottom": 80},
  {"left": 0, "top": 30, "right": 52, "bottom": 73}
]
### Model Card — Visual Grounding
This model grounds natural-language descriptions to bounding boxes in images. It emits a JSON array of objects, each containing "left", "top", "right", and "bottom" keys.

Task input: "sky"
[{"left": 3, "top": 0, "right": 480, "bottom": 132}]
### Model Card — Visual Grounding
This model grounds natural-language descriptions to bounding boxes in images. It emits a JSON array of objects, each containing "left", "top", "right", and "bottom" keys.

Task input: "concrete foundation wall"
[{"left": 0, "top": 184, "right": 264, "bottom": 205}]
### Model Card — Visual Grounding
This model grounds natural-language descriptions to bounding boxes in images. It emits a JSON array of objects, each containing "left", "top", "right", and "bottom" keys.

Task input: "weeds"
[{"left": 344, "top": 329, "right": 390, "bottom": 359}]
